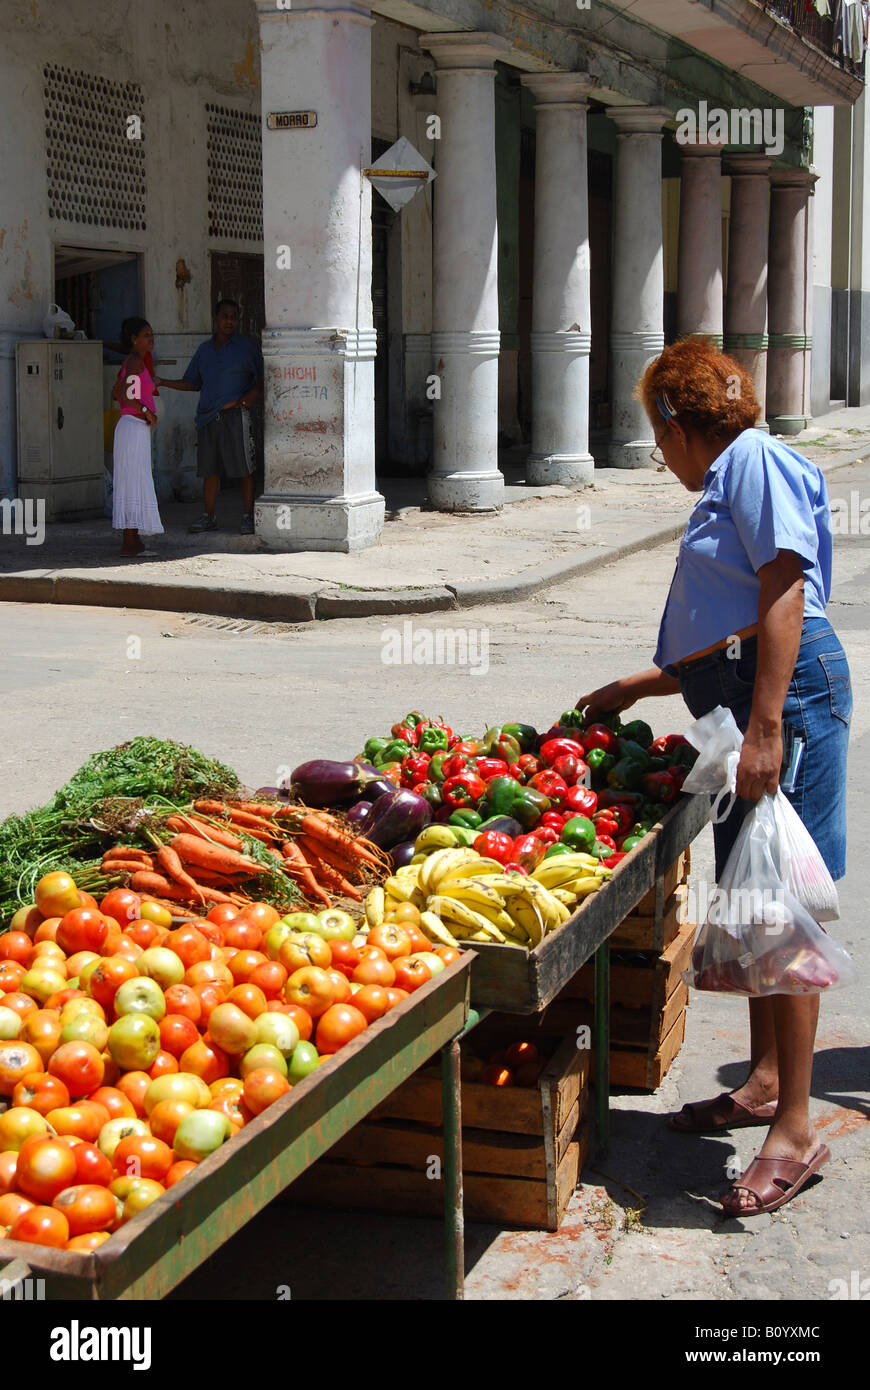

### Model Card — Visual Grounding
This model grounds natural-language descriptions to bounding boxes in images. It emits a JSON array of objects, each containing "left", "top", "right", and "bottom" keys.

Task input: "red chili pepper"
[
  {"left": 539, "top": 738, "right": 586, "bottom": 767},
  {"left": 400, "top": 752, "right": 431, "bottom": 787},
  {"left": 475, "top": 757, "right": 510, "bottom": 782},
  {"left": 473, "top": 831, "right": 515, "bottom": 864},
  {"left": 512, "top": 833, "right": 547, "bottom": 870},
  {"left": 582, "top": 724, "right": 617, "bottom": 754},
  {"left": 564, "top": 786, "right": 598, "bottom": 817},
  {"left": 441, "top": 771, "right": 486, "bottom": 809},
  {"left": 517, "top": 754, "right": 542, "bottom": 780},
  {"left": 528, "top": 770, "right": 568, "bottom": 806}
]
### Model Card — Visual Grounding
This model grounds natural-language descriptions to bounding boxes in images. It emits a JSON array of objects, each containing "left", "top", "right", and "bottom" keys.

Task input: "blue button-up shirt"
[
  {"left": 654, "top": 429, "right": 832, "bottom": 673},
  {"left": 183, "top": 333, "right": 264, "bottom": 429}
]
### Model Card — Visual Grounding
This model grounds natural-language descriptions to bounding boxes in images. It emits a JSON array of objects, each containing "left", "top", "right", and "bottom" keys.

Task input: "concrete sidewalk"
[{"left": 2, "top": 408, "right": 869, "bottom": 620}]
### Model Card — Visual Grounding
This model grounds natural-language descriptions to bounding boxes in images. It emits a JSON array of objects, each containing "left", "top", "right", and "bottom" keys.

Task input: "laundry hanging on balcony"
[
  {"left": 811, "top": 0, "right": 831, "bottom": 17},
  {"left": 834, "top": 0, "right": 868, "bottom": 61}
]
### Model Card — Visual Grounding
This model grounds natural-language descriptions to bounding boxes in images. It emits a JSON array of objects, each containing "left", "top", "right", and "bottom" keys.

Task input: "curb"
[{"left": 1, "top": 447, "right": 865, "bottom": 624}]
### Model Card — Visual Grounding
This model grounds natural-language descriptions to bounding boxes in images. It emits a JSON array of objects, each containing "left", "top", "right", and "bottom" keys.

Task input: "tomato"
[
  {"left": 247, "top": 960, "right": 287, "bottom": 999},
  {"left": 8, "top": 1204, "right": 70, "bottom": 1249},
  {"left": 193, "top": 982, "right": 226, "bottom": 1027},
  {"left": 223, "top": 920, "right": 264, "bottom": 951},
  {"left": 0, "top": 960, "right": 25, "bottom": 992},
  {"left": 148, "top": 1098, "right": 194, "bottom": 1146},
  {"left": 433, "top": 946, "right": 462, "bottom": 967},
  {"left": 66, "top": 950, "right": 99, "bottom": 978},
  {"left": 367, "top": 924, "right": 413, "bottom": 961},
  {"left": 56, "top": 908, "right": 109, "bottom": 957},
  {"left": 17, "top": 1011, "right": 60, "bottom": 1066},
  {"left": 185, "top": 960, "right": 233, "bottom": 991},
  {"left": 115, "top": 1071, "right": 151, "bottom": 1117},
  {"left": 243, "top": 1066, "right": 291, "bottom": 1115},
  {"left": 391, "top": 957, "right": 433, "bottom": 993},
  {"left": 46, "top": 1101, "right": 111, "bottom": 1143},
  {"left": 268, "top": 1002, "right": 313, "bottom": 1041},
  {"left": 351, "top": 954, "right": 396, "bottom": 988},
  {"left": 69, "top": 1141, "right": 113, "bottom": 1187},
  {"left": 0, "top": 1107, "right": 49, "bottom": 1152},
  {"left": 404, "top": 924, "right": 433, "bottom": 954},
  {"left": 390, "top": 902, "right": 422, "bottom": 927},
  {"left": 99, "top": 889, "right": 142, "bottom": 927},
  {"left": 283, "top": 967, "right": 337, "bottom": 1019},
  {"left": 137, "top": 900, "right": 173, "bottom": 929},
  {"left": 279, "top": 934, "right": 332, "bottom": 973},
  {"left": 316, "top": 1004, "right": 368, "bottom": 1055},
  {"left": 206, "top": 904, "right": 239, "bottom": 926},
  {"left": 226, "top": 983, "right": 268, "bottom": 1020},
  {"left": 53, "top": 1184, "right": 118, "bottom": 1235},
  {"left": 88, "top": 1086, "right": 136, "bottom": 1120},
  {"left": 0, "top": 932, "right": 33, "bottom": 964},
  {"left": 349, "top": 984, "right": 390, "bottom": 1024},
  {"left": 0, "top": 1191, "right": 35, "bottom": 1225},
  {"left": 33, "top": 917, "right": 62, "bottom": 943},
  {"left": 482, "top": 1064, "right": 514, "bottom": 1086},
  {"left": 328, "top": 940, "right": 361, "bottom": 978},
  {"left": 121, "top": 1179, "right": 165, "bottom": 1220},
  {"left": 242, "top": 902, "right": 280, "bottom": 931},
  {"left": 124, "top": 919, "right": 163, "bottom": 950},
  {"left": 208, "top": 1094, "right": 244, "bottom": 1131},
  {"left": 12, "top": 1072, "right": 70, "bottom": 1116},
  {"left": 0, "top": 1150, "right": 19, "bottom": 1192},
  {"left": 164, "top": 1159, "right": 197, "bottom": 1188},
  {"left": 86, "top": 956, "right": 138, "bottom": 1011},
  {"left": 8, "top": 906, "right": 43, "bottom": 939},
  {"left": 0, "top": 1041, "right": 44, "bottom": 1095},
  {"left": 16, "top": 1136, "right": 78, "bottom": 1203},
  {"left": 147, "top": 1050, "right": 179, "bottom": 1080},
  {"left": 113, "top": 936, "right": 145, "bottom": 964},
  {"left": 48, "top": 1041, "right": 105, "bottom": 1097},
  {"left": 325, "top": 970, "right": 352, "bottom": 1005},
  {"left": 0, "top": 993, "right": 38, "bottom": 1023},
  {"left": 165, "top": 925, "right": 211, "bottom": 969},
  {"left": 503, "top": 1041, "right": 541, "bottom": 1069},
  {"left": 112, "top": 1134, "right": 174, "bottom": 1182},
  {"left": 178, "top": 1036, "right": 230, "bottom": 1085},
  {"left": 68, "top": 1231, "right": 112, "bottom": 1251},
  {"left": 35, "top": 871, "right": 81, "bottom": 919},
  {"left": 159, "top": 1013, "right": 200, "bottom": 1058},
  {"left": 162, "top": 984, "right": 202, "bottom": 1025}
]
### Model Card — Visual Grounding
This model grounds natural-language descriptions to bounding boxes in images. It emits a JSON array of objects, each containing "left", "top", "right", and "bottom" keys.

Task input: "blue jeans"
[{"left": 678, "top": 617, "right": 851, "bottom": 880}]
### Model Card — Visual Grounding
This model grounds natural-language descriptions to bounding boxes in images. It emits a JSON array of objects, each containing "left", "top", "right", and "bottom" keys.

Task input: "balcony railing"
[{"left": 758, "top": 0, "right": 866, "bottom": 77}]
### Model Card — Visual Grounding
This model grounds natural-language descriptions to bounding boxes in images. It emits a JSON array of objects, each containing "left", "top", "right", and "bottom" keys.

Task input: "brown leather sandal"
[
  {"left": 721, "top": 1145, "right": 831, "bottom": 1217},
  {"left": 669, "top": 1092, "right": 778, "bottom": 1133}
]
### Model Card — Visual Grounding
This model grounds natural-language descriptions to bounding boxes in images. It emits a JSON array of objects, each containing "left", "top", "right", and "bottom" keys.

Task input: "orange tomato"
[
  {"left": 163, "top": 984, "right": 202, "bottom": 1025},
  {"left": 165, "top": 925, "right": 211, "bottom": 969},
  {"left": 15, "top": 1137, "right": 78, "bottom": 1203},
  {"left": 392, "top": 956, "right": 433, "bottom": 993},
  {"left": 67, "top": 1230, "right": 112, "bottom": 1251},
  {"left": 0, "top": 960, "right": 26, "bottom": 992},
  {"left": 325, "top": 970, "right": 352, "bottom": 1005},
  {"left": 12, "top": 1072, "right": 70, "bottom": 1116},
  {"left": 164, "top": 1159, "right": 197, "bottom": 1188},
  {"left": 147, "top": 1050, "right": 179, "bottom": 1080},
  {"left": 0, "top": 932, "right": 33, "bottom": 964},
  {"left": 8, "top": 1204, "right": 70, "bottom": 1248},
  {"left": 33, "top": 917, "right": 62, "bottom": 944},
  {"left": 350, "top": 984, "right": 391, "bottom": 1024},
  {"left": 45, "top": 988, "right": 87, "bottom": 1012},
  {"left": 242, "top": 902, "right": 280, "bottom": 931},
  {"left": 178, "top": 1035, "right": 230, "bottom": 1085},
  {"left": 148, "top": 1098, "right": 194, "bottom": 1147},
  {"left": 383, "top": 987, "right": 410, "bottom": 1009},
  {"left": 247, "top": 960, "right": 287, "bottom": 1000},
  {"left": 185, "top": 960, "right": 232, "bottom": 991},
  {"left": 193, "top": 982, "right": 226, "bottom": 1027},
  {"left": 0, "top": 1041, "right": 44, "bottom": 1096},
  {"left": 112, "top": 1135, "right": 174, "bottom": 1182},
  {"left": 267, "top": 1002, "right": 313, "bottom": 1041},
  {"left": 226, "top": 983, "right": 268, "bottom": 1020},
  {"left": 206, "top": 904, "right": 239, "bottom": 926},
  {"left": 48, "top": 1041, "right": 105, "bottom": 1097},
  {"left": 315, "top": 1003, "right": 368, "bottom": 1055},
  {"left": 0, "top": 993, "right": 39, "bottom": 1023},
  {"left": 0, "top": 1150, "right": 19, "bottom": 1192},
  {"left": 56, "top": 908, "right": 109, "bottom": 957},
  {"left": 433, "top": 946, "right": 461, "bottom": 967},
  {"left": 115, "top": 1071, "right": 151, "bottom": 1116},
  {"left": 124, "top": 919, "right": 163, "bottom": 950},
  {"left": 0, "top": 1191, "right": 35, "bottom": 1225},
  {"left": 209, "top": 1093, "right": 245, "bottom": 1129},
  {"left": 18, "top": 1010, "right": 62, "bottom": 1065},
  {"left": 46, "top": 1100, "right": 111, "bottom": 1143},
  {"left": 482, "top": 1064, "right": 514, "bottom": 1087},
  {"left": 351, "top": 954, "right": 396, "bottom": 988},
  {"left": 159, "top": 1013, "right": 200, "bottom": 1058},
  {"left": 88, "top": 1086, "right": 136, "bottom": 1120},
  {"left": 243, "top": 1067, "right": 291, "bottom": 1115},
  {"left": 367, "top": 924, "right": 413, "bottom": 961},
  {"left": 98, "top": 889, "right": 142, "bottom": 927},
  {"left": 223, "top": 920, "right": 264, "bottom": 952},
  {"left": 87, "top": 956, "right": 139, "bottom": 1011},
  {"left": 227, "top": 949, "right": 267, "bottom": 984},
  {"left": 53, "top": 1183, "right": 118, "bottom": 1235}
]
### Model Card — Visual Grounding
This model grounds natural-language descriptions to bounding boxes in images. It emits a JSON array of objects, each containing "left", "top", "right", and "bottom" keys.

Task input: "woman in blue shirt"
[{"left": 579, "top": 338, "right": 851, "bottom": 1217}]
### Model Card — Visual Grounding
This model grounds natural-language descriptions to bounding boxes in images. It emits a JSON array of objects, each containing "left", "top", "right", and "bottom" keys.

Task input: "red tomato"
[
  {"left": 383, "top": 987, "right": 410, "bottom": 1009},
  {"left": 12, "top": 1072, "right": 70, "bottom": 1116},
  {"left": 147, "top": 1050, "right": 179, "bottom": 1080},
  {"left": 367, "top": 924, "right": 413, "bottom": 961},
  {"left": 325, "top": 970, "right": 352, "bottom": 1005},
  {"left": 159, "top": 1014, "right": 200, "bottom": 1058},
  {"left": 243, "top": 1067, "right": 291, "bottom": 1115},
  {"left": 8, "top": 1204, "right": 70, "bottom": 1249},
  {"left": 55, "top": 909, "right": 109, "bottom": 957},
  {"left": 164, "top": 1159, "right": 197, "bottom": 1188},
  {"left": 0, "top": 961, "right": 25, "bottom": 992},
  {"left": 98, "top": 890, "right": 142, "bottom": 927},
  {"left": 247, "top": 960, "right": 287, "bottom": 999},
  {"left": 0, "top": 992, "right": 39, "bottom": 1023},
  {"left": 223, "top": 920, "right": 264, "bottom": 951},
  {"left": 226, "top": 983, "right": 268, "bottom": 1020},
  {"left": 15, "top": 1137, "right": 78, "bottom": 1203},
  {"left": 351, "top": 955, "right": 396, "bottom": 988},
  {"left": 0, "top": 1151, "right": 19, "bottom": 1193},
  {"left": 206, "top": 904, "right": 239, "bottom": 926},
  {"left": 69, "top": 1141, "right": 113, "bottom": 1187},
  {"left": 88, "top": 1086, "right": 136, "bottom": 1120},
  {"left": 241, "top": 902, "right": 280, "bottom": 931},
  {"left": 316, "top": 1004, "right": 368, "bottom": 1055},
  {"left": 392, "top": 957, "right": 433, "bottom": 993},
  {"left": 87, "top": 956, "right": 139, "bottom": 1010},
  {"left": 0, "top": 1191, "right": 35, "bottom": 1225},
  {"left": 53, "top": 1184, "right": 118, "bottom": 1236},
  {"left": 163, "top": 984, "right": 202, "bottom": 1025},
  {"left": 0, "top": 1042, "right": 44, "bottom": 1096},
  {"left": 124, "top": 919, "right": 163, "bottom": 950},
  {"left": 48, "top": 1041, "right": 105, "bottom": 1097},
  {"left": 115, "top": 1071, "right": 151, "bottom": 1117},
  {"left": 178, "top": 1035, "right": 230, "bottom": 1085},
  {"left": 482, "top": 1064, "right": 514, "bottom": 1087},
  {"left": 328, "top": 940, "right": 361, "bottom": 978},
  {"left": 112, "top": 1134, "right": 174, "bottom": 1182},
  {"left": 194, "top": 919, "right": 225, "bottom": 948},
  {"left": 193, "top": 982, "right": 226, "bottom": 1027},
  {"left": 165, "top": 925, "right": 211, "bottom": 969},
  {"left": 0, "top": 932, "right": 33, "bottom": 964},
  {"left": 350, "top": 984, "right": 390, "bottom": 1024},
  {"left": 432, "top": 947, "right": 461, "bottom": 967}
]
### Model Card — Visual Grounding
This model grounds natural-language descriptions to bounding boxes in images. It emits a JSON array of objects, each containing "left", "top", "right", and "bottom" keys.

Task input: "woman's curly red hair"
[{"left": 637, "top": 337, "right": 759, "bottom": 440}]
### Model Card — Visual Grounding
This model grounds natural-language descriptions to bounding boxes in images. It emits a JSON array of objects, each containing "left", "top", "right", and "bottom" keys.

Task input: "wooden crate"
[
  {"left": 561, "top": 917, "right": 696, "bottom": 1010},
  {"left": 609, "top": 883, "right": 690, "bottom": 951},
  {"left": 610, "top": 1009, "right": 687, "bottom": 1089},
  {"left": 288, "top": 1033, "right": 590, "bottom": 1231}
]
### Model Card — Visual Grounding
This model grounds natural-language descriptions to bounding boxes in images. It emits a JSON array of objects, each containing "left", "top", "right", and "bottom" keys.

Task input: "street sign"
[{"left": 267, "top": 111, "right": 317, "bottom": 130}]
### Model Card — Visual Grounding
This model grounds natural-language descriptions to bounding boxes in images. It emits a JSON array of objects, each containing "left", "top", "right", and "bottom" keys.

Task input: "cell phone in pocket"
[{"left": 780, "top": 721, "right": 805, "bottom": 794}]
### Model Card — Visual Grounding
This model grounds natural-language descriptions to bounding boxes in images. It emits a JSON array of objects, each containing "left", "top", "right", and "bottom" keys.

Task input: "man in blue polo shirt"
[{"left": 157, "top": 300, "right": 264, "bottom": 534}]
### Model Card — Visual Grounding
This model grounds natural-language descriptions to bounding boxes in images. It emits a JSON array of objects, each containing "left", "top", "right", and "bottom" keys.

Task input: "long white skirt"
[{"left": 112, "top": 415, "right": 164, "bottom": 534}]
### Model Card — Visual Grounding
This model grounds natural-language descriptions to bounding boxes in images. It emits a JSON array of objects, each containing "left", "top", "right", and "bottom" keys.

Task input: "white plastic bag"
[
  {"left": 681, "top": 705, "right": 839, "bottom": 922},
  {"left": 42, "top": 303, "right": 75, "bottom": 338}
]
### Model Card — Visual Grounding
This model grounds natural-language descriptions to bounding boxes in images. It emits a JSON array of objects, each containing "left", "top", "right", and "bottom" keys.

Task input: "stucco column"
[
  {"left": 254, "top": 0, "right": 384, "bottom": 551},
  {"left": 606, "top": 106, "right": 670, "bottom": 469},
  {"left": 420, "top": 32, "right": 510, "bottom": 511},
  {"left": 677, "top": 142, "right": 724, "bottom": 343},
  {"left": 724, "top": 154, "right": 771, "bottom": 421},
  {"left": 767, "top": 167, "right": 818, "bottom": 434},
  {"left": 521, "top": 73, "right": 594, "bottom": 487}
]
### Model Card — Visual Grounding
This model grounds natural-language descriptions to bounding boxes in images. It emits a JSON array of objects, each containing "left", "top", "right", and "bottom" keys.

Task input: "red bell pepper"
[
  {"left": 595, "top": 833, "right": 617, "bottom": 852},
  {"left": 563, "top": 786, "right": 598, "bottom": 817},
  {"left": 475, "top": 757, "right": 510, "bottom": 782},
  {"left": 441, "top": 752, "right": 475, "bottom": 780},
  {"left": 528, "top": 770, "right": 568, "bottom": 807},
  {"left": 604, "top": 851, "right": 626, "bottom": 868},
  {"left": 582, "top": 724, "right": 617, "bottom": 754},
  {"left": 640, "top": 770, "right": 682, "bottom": 803},
  {"left": 507, "top": 764, "right": 526, "bottom": 782},
  {"left": 552, "top": 753, "right": 583, "bottom": 785},
  {"left": 441, "top": 771, "right": 486, "bottom": 809},
  {"left": 599, "top": 803, "right": 636, "bottom": 834},
  {"left": 452, "top": 739, "right": 482, "bottom": 758},
  {"left": 647, "top": 733, "right": 690, "bottom": 757},
  {"left": 400, "top": 752, "right": 431, "bottom": 788},
  {"left": 512, "top": 833, "right": 547, "bottom": 871},
  {"left": 539, "top": 738, "right": 585, "bottom": 767},
  {"left": 540, "top": 810, "right": 568, "bottom": 834},
  {"left": 592, "top": 811, "right": 621, "bottom": 838},
  {"left": 532, "top": 827, "right": 560, "bottom": 847},
  {"left": 517, "top": 754, "right": 542, "bottom": 780},
  {"left": 473, "top": 831, "right": 515, "bottom": 864}
]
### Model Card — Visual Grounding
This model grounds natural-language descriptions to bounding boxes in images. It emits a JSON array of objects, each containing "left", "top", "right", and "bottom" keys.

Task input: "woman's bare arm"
[{"left": 736, "top": 549, "right": 805, "bottom": 801}]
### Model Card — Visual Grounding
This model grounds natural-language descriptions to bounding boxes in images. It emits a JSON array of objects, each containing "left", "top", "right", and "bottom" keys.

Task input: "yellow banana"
[
  {"left": 533, "top": 852, "right": 599, "bottom": 882},
  {"left": 364, "top": 886, "right": 385, "bottom": 929},
  {"left": 427, "top": 895, "right": 507, "bottom": 941},
  {"left": 506, "top": 894, "right": 545, "bottom": 947},
  {"left": 419, "top": 847, "right": 477, "bottom": 895},
  {"left": 435, "top": 876, "right": 507, "bottom": 910},
  {"left": 419, "top": 911, "right": 461, "bottom": 948},
  {"left": 551, "top": 888, "right": 577, "bottom": 906},
  {"left": 415, "top": 825, "right": 459, "bottom": 852},
  {"left": 534, "top": 862, "right": 600, "bottom": 891},
  {"left": 432, "top": 856, "right": 505, "bottom": 881},
  {"left": 558, "top": 876, "right": 602, "bottom": 898}
]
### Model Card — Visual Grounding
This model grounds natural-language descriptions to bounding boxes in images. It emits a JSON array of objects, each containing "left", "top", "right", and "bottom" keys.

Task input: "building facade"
[{"left": 0, "top": 0, "right": 865, "bottom": 548}]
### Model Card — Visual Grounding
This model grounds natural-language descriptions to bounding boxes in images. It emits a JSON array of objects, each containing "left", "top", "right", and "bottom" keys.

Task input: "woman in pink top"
[{"left": 111, "top": 318, "right": 164, "bottom": 557}]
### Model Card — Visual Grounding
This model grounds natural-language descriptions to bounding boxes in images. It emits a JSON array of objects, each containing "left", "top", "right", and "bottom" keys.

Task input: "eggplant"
[
  {"left": 287, "top": 759, "right": 386, "bottom": 807},
  {"left": 388, "top": 840, "right": 416, "bottom": 870},
  {"left": 478, "top": 815, "right": 523, "bottom": 839},
  {"left": 345, "top": 800, "right": 374, "bottom": 832},
  {"left": 363, "top": 789, "right": 432, "bottom": 850},
  {"left": 254, "top": 785, "right": 289, "bottom": 800}
]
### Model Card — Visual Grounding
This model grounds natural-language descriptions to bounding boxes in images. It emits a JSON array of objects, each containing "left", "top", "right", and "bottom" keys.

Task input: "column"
[
  {"left": 677, "top": 142, "right": 724, "bottom": 343},
  {"left": 254, "top": 0, "right": 385, "bottom": 552},
  {"left": 420, "top": 32, "right": 510, "bottom": 511},
  {"left": 522, "top": 73, "right": 595, "bottom": 487},
  {"left": 606, "top": 106, "right": 670, "bottom": 469},
  {"left": 724, "top": 154, "right": 771, "bottom": 421},
  {"left": 767, "top": 167, "right": 818, "bottom": 434}
]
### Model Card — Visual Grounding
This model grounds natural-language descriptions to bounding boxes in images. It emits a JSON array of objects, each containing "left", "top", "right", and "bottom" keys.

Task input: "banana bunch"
[{"left": 531, "top": 852, "right": 613, "bottom": 902}]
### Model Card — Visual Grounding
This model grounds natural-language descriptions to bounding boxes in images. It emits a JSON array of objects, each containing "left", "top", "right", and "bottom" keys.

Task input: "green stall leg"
[
  {"left": 594, "top": 941, "right": 610, "bottom": 1157},
  {"left": 441, "top": 1037, "right": 464, "bottom": 1300}
]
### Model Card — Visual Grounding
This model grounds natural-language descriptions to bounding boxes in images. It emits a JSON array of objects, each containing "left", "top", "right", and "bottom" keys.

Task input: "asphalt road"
[{"left": 1, "top": 457, "right": 867, "bottom": 1301}]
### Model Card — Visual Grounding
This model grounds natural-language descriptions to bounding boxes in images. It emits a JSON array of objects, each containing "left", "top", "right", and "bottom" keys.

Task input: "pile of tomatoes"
[{"left": 0, "top": 871, "right": 455, "bottom": 1253}]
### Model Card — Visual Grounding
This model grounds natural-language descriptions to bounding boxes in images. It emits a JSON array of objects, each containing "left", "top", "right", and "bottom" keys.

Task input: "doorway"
[
  {"left": 211, "top": 251, "right": 266, "bottom": 489},
  {"left": 54, "top": 247, "right": 142, "bottom": 346}
]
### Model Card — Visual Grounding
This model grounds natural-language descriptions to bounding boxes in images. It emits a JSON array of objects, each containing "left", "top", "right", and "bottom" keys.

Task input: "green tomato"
[
  {"left": 315, "top": 908, "right": 356, "bottom": 942},
  {"left": 240, "top": 1043, "right": 288, "bottom": 1078},
  {"left": 281, "top": 912, "right": 322, "bottom": 934},
  {"left": 287, "top": 1040, "right": 320, "bottom": 1083}
]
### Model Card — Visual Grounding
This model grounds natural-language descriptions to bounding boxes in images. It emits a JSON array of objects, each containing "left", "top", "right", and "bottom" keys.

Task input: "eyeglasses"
[{"left": 650, "top": 424, "right": 670, "bottom": 466}]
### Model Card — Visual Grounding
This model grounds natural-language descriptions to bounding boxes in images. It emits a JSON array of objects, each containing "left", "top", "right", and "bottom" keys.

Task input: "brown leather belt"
[{"left": 677, "top": 624, "right": 759, "bottom": 669}]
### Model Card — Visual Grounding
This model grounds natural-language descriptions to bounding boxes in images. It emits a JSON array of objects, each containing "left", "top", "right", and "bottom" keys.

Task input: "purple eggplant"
[
  {"left": 345, "top": 800, "right": 374, "bottom": 832},
  {"left": 388, "top": 841, "right": 416, "bottom": 870},
  {"left": 287, "top": 759, "right": 385, "bottom": 807},
  {"left": 478, "top": 815, "right": 523, "bottom": 839},
  {"left": 363, "top": 789, "right": 432, "bottom": 850},
  {"left": 254, "top": 786, "right": 289, "bottom": 800}
]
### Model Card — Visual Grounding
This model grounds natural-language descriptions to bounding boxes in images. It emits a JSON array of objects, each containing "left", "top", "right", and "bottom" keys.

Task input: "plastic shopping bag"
[
  {"left": 42, "top": 303, "right": 76, "bottom": 338},
  {"left": 684, "top": 788, "right": 855, "bottom": 994},
  {"left": 681, "top": 705, "right": 839, "bottom": 922}
]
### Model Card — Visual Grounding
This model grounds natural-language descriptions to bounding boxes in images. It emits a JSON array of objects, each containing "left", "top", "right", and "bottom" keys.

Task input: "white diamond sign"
[{"left": 364, "top": 137, "right": 436, "bottom": 212}]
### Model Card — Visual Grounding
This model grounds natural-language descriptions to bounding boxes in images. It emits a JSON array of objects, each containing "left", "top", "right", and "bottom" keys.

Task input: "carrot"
[
  {"left": 281, "top": 841, "right": 331, "bottom": 906},
  {"left": 297, "top": 815, "right": 384, "bottom": 868},
  {"left": 101, "top": 847, "right": 153, "bottom": 863},
  {"left": 296, "top": 841, "right": 363, "bottom": 901},
  {"left": 169, "top": 833, "right": 263, "bottom": 877},
  {"left": 102, "top": 858, "right": 156, "bottom": 876},
  {"left": 192, "top": 801, "right": 279, "bottom": 833},
  {"left": 295, "top": 835, "right": 366, "bottom": 881},
  {"left": 165, "top": 815, "right": 244, "bottom": 852},
  {"left": 190, "top": 869, "right": 247, "bottom": 889},
  {"left": 156, "top": 845, "right": 207, "bottom": 904},
  {"left": 130, "top": 869, "right": 179, "bottom": 897}
]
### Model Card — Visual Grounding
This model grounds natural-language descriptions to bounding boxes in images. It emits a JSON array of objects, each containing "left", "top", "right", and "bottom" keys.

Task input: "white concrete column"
[
  {"left": 677, "top": 142, "right": 724, "bottom": 343},
  {"left": 724, "top": 154, "right": 771, "bottom": 420},
  {"left": 521, "top": 73, "right": 594, "bottom": 487},
  {"left": 767, "top": 167, "right": 818, "bottom": 434},
  {"left": 420, "top": 32, "right": 510, "bottom": 511},
  {"left": 254, "top": 0, "right": 384, "bottom": 552},
  {"left": 606, "top": 106, "right": 670, "bottom": 469}
]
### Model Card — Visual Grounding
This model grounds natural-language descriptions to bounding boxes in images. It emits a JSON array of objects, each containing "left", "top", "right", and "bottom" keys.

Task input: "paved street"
[{"left": 1, "top": 459, "right": 868, "bottom": 1301}]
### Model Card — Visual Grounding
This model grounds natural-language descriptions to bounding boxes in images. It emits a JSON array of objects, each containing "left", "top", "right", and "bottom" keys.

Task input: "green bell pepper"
[
  {"left": 417, "top": 725, "right": 450, "bottom": 754},
  {"left": 621, "top": 834, "right": 645, "bottom": 852},
  {"left": 543, "top": 842, "right": 576, "bottom": 860},
  {"left": 510, "top": 787, "right": 551, "bottom": 829},
  {"left": 363, "top": 736, "right": 391, "bottom": 762},
  {"left": 618, "top": 719, "right": 654, "bottom": 750},
  {"left": 606, "top": 757, "right": 648, "bottom": 791},
  {"left": 428, "top": 750, "right": 449, "bottom": 782},
  {"left": 374, "top": 738, "right": 414, "bottom": 767},
  {"left": 450, "top": 826, "right": 479, "bottom": 847},
  {"left": 502, "top": 723, "right": 539, "bottom": 752},
  {"left": 559, "top": 708, "right": 586, "bottom": 730},
  {"left": 416, "top": 781, "right": 443, "bottom": 811},
  {"left": 586, "top": 748, "right": 616, "bottom": 787},
  {"left": 448, "top": 808, "right": 483, "bottom": 830},
  {"left": 484, "top": 775, "right": 522, "bottom": 818},
  {"left": 481, "top": 727, "right": 523, "bottom": 765},
  {"left": 561, "top": 815, "right": 596, "bottom": 851}
]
